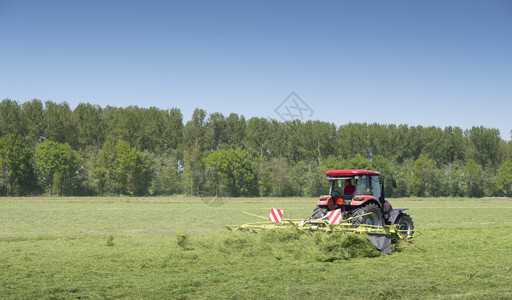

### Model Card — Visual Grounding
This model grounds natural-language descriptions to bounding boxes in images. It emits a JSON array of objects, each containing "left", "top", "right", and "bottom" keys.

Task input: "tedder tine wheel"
[{"left": 395, "top": 213, "right": 414, "bottom": 240}]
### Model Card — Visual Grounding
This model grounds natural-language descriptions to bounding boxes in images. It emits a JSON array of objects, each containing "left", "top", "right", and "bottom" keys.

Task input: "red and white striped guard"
[
  {"left": 268, "top": 208, "right": 283, "bottom": 223},
  {"left": 328, "top": 209, "right": 343, "bottom": 225}
]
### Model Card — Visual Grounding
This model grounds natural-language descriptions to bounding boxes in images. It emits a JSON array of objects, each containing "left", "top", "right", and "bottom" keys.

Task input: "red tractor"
[{"left": 312, "top": 169, "right": 414, "bottom": 237}]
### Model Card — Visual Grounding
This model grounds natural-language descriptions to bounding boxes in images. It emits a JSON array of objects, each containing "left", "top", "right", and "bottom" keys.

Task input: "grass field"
[{"left": 1, "top": 197, "right": 511, "bottom": 299}]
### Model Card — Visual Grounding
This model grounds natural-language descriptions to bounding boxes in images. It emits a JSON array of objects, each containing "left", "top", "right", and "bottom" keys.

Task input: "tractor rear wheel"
[
  {"left": 351, "top": 203, "right": 383, "bottom": 226},
  {"left": 312, "top": 206, "right": 328, "bottom": 219},
  {"left": 394, "top": 213, "right": 414, "bottom": 239}
]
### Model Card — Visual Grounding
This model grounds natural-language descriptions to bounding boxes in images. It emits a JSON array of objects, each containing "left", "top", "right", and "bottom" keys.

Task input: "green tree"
[
  {"left": 496, "top": 159, "right": 512, "bottom": 196},
  {"left": 74, "top": 147, "right": 99, "bottom": 196},
  {"left": 463, "top": 159, "right": 485, "bottom": 197},
  {"left": 93, "top": 140, "right": 151, "bottom": 195},
  {"left": 299, "top": 120, "right": 336, "bottom": 164},
  {"left": 92, "top": 140, "right": 117, "bottom": 194},
  {"left": 322, "top": 155, "right": 344, "bottom": 171},
  {"left": 183, "top": 108, "right": 208, "bottom": 195},
  {"left": 139, "top": 107, "right": 164, "bottom": 152},
  {"left": 36, "top": 140, "right": 67, "bottom": 195},
  {"left": 342, "top": 153, "right": 371, "bottom": 170},
  {"left": 204, "top": 150, "right": 224, "bottom": 196},
  {"left": 290, "top": 160, "right": 308, "bottom": 196},
  {"left": 150, "top": 151, "right": 183, "bottom": 195},
  {"left": 268, "top": 156, "right": 293, "bottom": 196},
  {"left": 408, "top": 154, "right": 440, "bottom": 197},
  {"left": 139, "top": 107, "right": 183, "bottom": 153},
  {"left": 0, "top": 99, "right": 22, "bottom": 137},
  {"left": 47, "top": 143, "right": 79, "bottom": 196},
  {"left": 465, "top": 126, "right": 501, "bottom": 168},
  {"left": 407, "top": 126, "right": 427, "bottom": 160},
  {"left": 105, "top": 106, "right": 143, "bottom": 149},
  {"left": 163, "top": 108, "right": 184, "bottom": 151},
  {"left": 282, "top": 120, "right": 303, "bottom": 162},
  {"left": 73, "top": 103, "right": 105, "bottom": 150},
  {"left": 116, "top": 141, "right": 152, "bottom": 195},
  {"left": 254, "top": 157, "right": 272, "bottom": 196},
  {"left": 421, "top": 126, "right": 444, "bottom": 164},
  {"left": 0, "top": 135, "right": 37, "bottom": 196},
  {"left": 224, "top": 113, "right": 246, "bottom": 149},
  {"left": 205, "top": 112, "right": 226, "bottom": 151},
  {"left": 5, "top": 99, "right": 512, "bottom": 198},
  {"left": 20, "top": 99, "right": 44, "bottom": 148},
  {"left": 43, "top": 101, "right": 76, "bottom": 147},
  {"left": 393, "top": 160, "right": 411, "bottom": 197},
  {"left": 304, "top": 162, "right": 330, "bottom": 197},
  {"left": 440, "top": 126, "right": 465, "bottom": 164},
  {"left": 440, "top": 161, "right": 466, "bottom": 197},
  {"left": 367, "top": 123, "right": 396, "bottom": 159},
  {"left": 336, "top": 123, "right": 369, "bottom": 160},
  {"left": 205, "top": 149, "right": 256, "bottom": 197},
  {"left": 394, "top": 124, "right": 413, "bottom": 163},
  {"left": 268, "top": 120, "right": 293, "bottom": 160},
  {"left": 244, "top": 117, "right": 270, "bottom": 159}
]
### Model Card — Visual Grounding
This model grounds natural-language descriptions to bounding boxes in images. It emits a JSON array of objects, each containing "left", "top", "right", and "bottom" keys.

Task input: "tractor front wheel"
[
  {"left": 312, "top": 205, "right": 328, "bottom": 219},
  {"left": 351, "top": 203, "right": 383, "bottom": 226}
]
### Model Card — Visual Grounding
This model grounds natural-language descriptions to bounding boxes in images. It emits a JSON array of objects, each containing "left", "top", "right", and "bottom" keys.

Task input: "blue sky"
[{"left": 1, "top": 0, "right": 511, "bottom": 139}]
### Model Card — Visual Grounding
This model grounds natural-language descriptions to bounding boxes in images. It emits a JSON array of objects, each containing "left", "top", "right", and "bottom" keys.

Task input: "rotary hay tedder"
[
  {"left": 226, "top": 210, "right": 414, "bottom": 254},
  {"left": 226, "top": 169, "right": 416, "bottom": 254}
]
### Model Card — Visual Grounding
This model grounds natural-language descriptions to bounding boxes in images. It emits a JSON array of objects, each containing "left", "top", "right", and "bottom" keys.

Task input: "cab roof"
[{"left": 326, "top": 169, "right": 381, "bottom": 177}]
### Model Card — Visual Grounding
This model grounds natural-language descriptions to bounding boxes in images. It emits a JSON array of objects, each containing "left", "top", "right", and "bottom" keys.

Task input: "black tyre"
[
  {"left": 351, "top": 203, "right": 383, "bottom": 226},
  {"left": 311, "top": 206, "right": 328, "bottom": 219},
  {"left": 394, "top": 213, "right": 414, "bottom": 239}
]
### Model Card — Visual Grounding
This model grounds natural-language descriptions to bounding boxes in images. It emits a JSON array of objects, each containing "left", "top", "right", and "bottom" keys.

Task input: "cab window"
[
  {"left": 354, "top": 175, "right": 371, "bottom": 195},
  {"left": 372, "top": 176, "right": 381, "bottom": 200}
]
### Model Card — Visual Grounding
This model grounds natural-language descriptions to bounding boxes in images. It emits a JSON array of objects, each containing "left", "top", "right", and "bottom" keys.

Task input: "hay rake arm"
[{"left": 226, "top": 211, "right": 414, "bottom": 254}]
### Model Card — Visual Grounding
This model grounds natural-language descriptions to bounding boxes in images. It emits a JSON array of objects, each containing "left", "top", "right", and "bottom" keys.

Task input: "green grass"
[{"left": 1, "top": 197, "right": 511, "bottom": 299}]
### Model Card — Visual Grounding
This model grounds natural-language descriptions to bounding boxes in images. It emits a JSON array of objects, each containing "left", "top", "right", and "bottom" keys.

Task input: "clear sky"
[{"left": 1, "top": 0, "right": 511, "bottom": 139}]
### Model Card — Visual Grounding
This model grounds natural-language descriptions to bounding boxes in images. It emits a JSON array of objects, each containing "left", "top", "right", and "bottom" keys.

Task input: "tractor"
[{"left": 312, "top": 169, "right": 414, "bottom": 238}]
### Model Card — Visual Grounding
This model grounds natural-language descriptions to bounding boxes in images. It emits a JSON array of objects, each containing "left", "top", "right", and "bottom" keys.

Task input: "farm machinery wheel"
[
  {"left": 394, "top": 213, "right": 414, "bottom": 240},
  {"left": 351, "top": 203, "right": 383, "bottom": 226},
  {"left": 312, "top": 205, "right": 328, "bottom": 219}
]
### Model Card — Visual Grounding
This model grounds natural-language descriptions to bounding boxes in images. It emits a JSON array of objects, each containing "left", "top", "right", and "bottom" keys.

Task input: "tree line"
[{"left": 1, "top": 98, "right": 512, "bottom": 198}]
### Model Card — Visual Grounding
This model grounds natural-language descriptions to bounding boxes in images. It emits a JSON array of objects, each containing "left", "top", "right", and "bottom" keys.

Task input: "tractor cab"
[
  {"left": 314, "top": 169, "right": 401, "bottom": 226},
  {"left": 328, "top": 172, "right": 382, "bottom": 204},
  {"left": 318, "top": 169, "right": 388, "bottom": 210}
]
